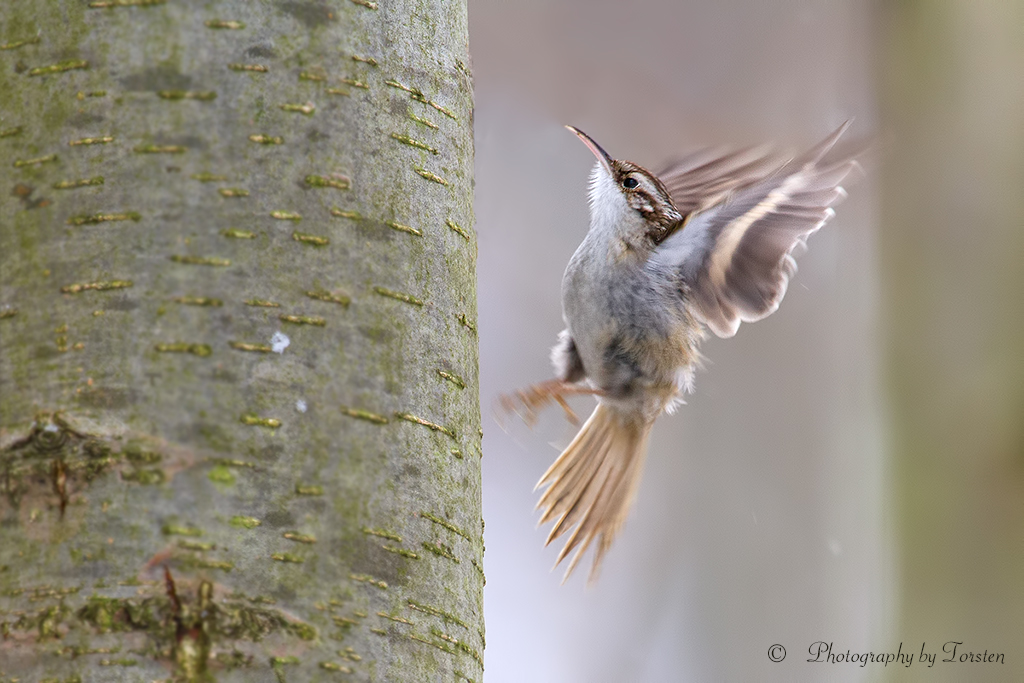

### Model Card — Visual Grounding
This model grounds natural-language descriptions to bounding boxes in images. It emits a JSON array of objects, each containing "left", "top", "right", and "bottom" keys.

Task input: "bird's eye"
[{"left": 622, "top": 177, "right": 639, "bottom": 189}]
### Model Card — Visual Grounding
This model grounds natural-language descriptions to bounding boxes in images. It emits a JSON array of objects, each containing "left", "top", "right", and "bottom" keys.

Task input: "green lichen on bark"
[{"left": 0, "top": 0, "right": 480, "bottom": 681}]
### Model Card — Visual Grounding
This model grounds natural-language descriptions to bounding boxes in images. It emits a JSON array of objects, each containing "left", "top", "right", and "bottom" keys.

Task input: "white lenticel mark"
[{"left": 270, "top": 331, "right": 290, "bottom": 354}]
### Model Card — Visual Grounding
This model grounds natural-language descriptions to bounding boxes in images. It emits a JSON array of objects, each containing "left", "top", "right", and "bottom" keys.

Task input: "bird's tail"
[{"left": 535, "top": 401, "right": 653, "bottom": 583}]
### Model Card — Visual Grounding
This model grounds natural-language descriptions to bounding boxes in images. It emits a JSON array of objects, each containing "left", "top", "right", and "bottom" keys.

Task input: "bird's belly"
[
  {"left": 595, "top": 319, "right": 695, "bottom": 394},
  {"left": 561, "top": 239, "right": 701, "bottom": 407},
  {"left": 566, "top": 285, "right": 697, "bottom": 398}
]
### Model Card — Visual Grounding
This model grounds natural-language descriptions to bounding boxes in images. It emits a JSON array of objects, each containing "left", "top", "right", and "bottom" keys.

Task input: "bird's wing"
[
  {"left": 651, "top": 122, "right": 857, "bottom": 338},
  {"left": 656, "top": 144, "right": 788, "bottom": 217}
]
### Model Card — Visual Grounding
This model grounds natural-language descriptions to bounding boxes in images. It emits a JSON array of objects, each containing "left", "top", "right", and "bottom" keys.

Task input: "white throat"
[{"left": 586, "top": 162, "right": 647, "bottom": 242}]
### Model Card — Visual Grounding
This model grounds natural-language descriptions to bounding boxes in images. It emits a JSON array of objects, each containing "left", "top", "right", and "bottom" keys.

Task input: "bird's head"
[{"left": 566, "top": 126, "right": 682, "bottom": 244}]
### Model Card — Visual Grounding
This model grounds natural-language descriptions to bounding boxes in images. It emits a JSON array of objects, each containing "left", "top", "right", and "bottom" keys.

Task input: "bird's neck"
[{"left": 586, "top": 173, "right": 652, "bottom": 263}]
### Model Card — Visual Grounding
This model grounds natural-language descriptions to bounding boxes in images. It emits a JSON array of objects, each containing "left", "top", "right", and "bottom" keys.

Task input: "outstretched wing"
[
  {"left": 652, "top": 122, "right": 858, "bottom": 338},
  {"left": 656, "top": 144, "right": 788, "bottom": 217}
]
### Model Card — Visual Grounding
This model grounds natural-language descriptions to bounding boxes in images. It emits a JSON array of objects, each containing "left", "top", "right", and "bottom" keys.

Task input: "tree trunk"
[
  {"left": 881, "top": 0, "right": 1024, "bottom": 679},
  {"left": 0, "top": 1, "right": 481, "bottom": 681}
]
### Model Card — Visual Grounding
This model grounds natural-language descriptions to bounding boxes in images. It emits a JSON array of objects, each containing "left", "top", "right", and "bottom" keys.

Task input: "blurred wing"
[
  {"left": 652, "top": 122, "right": 857, "bottom": 338},
  {"left": 657, "top": 144, "right": 787, "bottom": 216}
]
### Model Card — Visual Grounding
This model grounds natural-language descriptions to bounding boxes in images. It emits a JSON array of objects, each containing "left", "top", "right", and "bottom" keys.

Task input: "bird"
[{"left": 503, "top": 122, "right": 860, "bottom": 583}]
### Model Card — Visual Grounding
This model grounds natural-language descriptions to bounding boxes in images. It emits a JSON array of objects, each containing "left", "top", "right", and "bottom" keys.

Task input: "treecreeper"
[{"left": 503, "top": 122, "right": 860, "bottom": 582}]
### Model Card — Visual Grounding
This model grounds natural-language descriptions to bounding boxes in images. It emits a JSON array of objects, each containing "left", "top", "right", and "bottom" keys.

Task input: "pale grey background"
[{"left": 471, "top": 1, "right": 888, "bottom": 681}]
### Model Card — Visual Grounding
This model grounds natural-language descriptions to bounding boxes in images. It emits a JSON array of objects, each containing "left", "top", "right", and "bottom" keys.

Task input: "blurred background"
[{"left": 470, "top": 1, "right": 1023, "bottom": 682}]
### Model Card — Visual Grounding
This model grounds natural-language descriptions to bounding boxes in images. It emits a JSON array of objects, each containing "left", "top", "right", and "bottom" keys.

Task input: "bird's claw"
[{"left": 498, "top": 380, "right": 605, "bottom": 428}]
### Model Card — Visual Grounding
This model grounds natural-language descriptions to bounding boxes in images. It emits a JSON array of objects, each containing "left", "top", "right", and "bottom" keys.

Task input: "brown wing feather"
[
  {"left": 658, "top": 145, "right": 789, "bottom": 217},
  {"left": 652, "top": 122, "right": 858, "bottom": 338}
]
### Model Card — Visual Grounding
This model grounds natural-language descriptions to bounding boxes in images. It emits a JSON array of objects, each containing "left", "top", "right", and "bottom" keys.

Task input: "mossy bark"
[{"left": 0, "top": 2, "right": 481, "bottom": 681}]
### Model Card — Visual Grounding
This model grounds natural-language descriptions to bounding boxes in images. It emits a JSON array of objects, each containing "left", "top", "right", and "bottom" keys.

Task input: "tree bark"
[{"left": 0, "top": 1, "right": 481, "bottom": 681}]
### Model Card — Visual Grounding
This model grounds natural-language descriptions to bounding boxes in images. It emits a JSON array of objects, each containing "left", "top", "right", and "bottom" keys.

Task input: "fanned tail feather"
[{"left": 535, "top": 402, "right": 653, "bottom": 583}]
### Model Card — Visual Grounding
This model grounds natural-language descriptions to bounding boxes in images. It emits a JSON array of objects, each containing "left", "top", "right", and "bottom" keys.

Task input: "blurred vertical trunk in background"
[
  {"left": 0, "top": 2, "right": 481, "bottom": 681},
  {"left": 881, "top": 0, "right": 1024, "bottom": 679}
]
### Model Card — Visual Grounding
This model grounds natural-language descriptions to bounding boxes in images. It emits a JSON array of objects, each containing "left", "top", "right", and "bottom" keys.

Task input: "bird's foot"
[{"left": 497, "top": 380, "right": 604, "bottom": 427}]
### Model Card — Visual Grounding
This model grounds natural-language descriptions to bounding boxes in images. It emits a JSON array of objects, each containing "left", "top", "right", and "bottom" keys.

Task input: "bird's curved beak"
[{"left": 566, "top": 125, "right": 614, "bottom": 175}]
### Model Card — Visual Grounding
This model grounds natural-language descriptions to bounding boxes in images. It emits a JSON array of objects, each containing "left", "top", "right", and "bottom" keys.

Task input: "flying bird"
[{"left": 504, "top": 122, "right": 859, "bottom": 582}]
